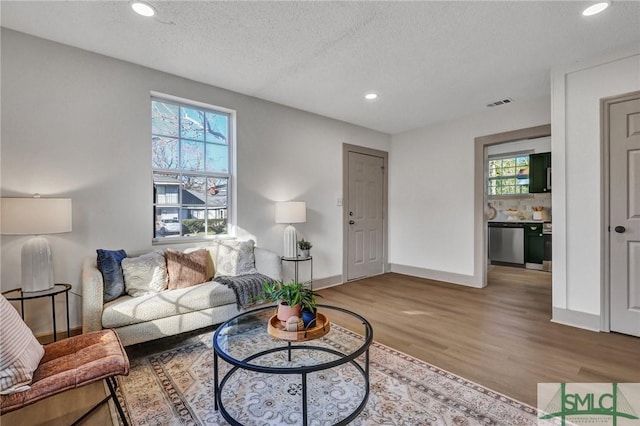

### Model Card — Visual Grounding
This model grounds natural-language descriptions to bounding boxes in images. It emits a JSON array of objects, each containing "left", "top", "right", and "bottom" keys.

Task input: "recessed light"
[
  {"left": 582, "top": 2, "right": 610, "bottom": 16},
  {"left": 131, "top": 1, "right": 156, "bottom": 17},
  {"left": 365, "top": 93, "right": 378, "bottom": 100}
]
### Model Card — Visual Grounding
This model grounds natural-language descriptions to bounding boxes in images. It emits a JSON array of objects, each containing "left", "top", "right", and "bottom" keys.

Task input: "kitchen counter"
[{"left": 488, "top": 220, "right": 552, "bottom": 271}]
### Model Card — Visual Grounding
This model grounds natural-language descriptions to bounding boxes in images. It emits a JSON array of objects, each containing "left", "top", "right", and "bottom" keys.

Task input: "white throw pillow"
[
  {"left": 0, "top": 294, "right": 45, "bottom": 395},
  {"left": 122, "top": 251, "right": 168, "bottom": 297},
  {"left": 213, "top": 239, "right": 258, "bottom": 277}
]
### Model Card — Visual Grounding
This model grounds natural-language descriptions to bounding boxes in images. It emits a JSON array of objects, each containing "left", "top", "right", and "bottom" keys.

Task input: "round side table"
[
  {"left": 281, "top": 255, "right": 313, "bottom": 288},
  {"left": 2, "top": 283, "right": 72, "bottom": 343}
]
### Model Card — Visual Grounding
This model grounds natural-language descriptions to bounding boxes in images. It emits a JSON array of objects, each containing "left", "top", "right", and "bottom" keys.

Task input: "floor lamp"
[
  {"left": 275, "top": 201, "right": 306, "bottom": 258},
  {"left": 1, "top": 197, "right": 72, "bottom": 292}
]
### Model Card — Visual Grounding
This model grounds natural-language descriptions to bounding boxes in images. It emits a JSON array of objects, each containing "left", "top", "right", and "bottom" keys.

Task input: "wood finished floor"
[{"left": 316, "top": 266, "right": 640, "bottom": 407}]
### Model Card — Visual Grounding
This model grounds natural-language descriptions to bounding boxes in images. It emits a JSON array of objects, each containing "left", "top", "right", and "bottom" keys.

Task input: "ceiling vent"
[{"left": 486, "top": 98, "right": 514, "bottom": 108}]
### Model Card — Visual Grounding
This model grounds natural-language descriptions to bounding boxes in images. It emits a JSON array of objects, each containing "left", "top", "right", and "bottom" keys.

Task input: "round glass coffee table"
[{"left": 213, "top": 305, "right": 373, "bottom": 426}]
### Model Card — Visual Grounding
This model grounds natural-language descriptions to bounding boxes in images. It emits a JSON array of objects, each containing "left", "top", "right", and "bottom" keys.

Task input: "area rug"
[{"left": 115, "top": 324, "right": 542, "bottom": 425}]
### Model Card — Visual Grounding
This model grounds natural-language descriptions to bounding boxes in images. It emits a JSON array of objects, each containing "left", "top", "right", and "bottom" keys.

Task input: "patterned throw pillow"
[
  {"left": 213, "top": 239, "right": 258, "bottom": 277},
  {"left": 0, "top": 294, "right": 44, "bottom": 395},
  {"left": 121, "top": 251, "right": 168, "bottom": 297},
  {"left": 96, "top": 249, "right": 128, "bottom": 302},
  {"left": 166, "top": 249, "right": 211, "bottom": 290}
]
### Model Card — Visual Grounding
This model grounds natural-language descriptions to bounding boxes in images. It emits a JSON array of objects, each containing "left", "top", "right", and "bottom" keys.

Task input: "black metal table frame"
[
  {"left": 2, "top": 283, "right": 72, "bottom": 343},
  {"left": 281, "top": 256, "right": 313, "bottom": 288},
  {"left": 213, "top": 305, "right": 372, "bottom": 426}
]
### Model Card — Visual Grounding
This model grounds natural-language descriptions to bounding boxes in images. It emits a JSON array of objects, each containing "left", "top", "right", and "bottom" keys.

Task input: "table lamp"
[
  {"left": 1, "top": 196, "right": 72, "bottom": 292},
  {"left": 275, "top": 201, "right": 306, "bottom": 258}
]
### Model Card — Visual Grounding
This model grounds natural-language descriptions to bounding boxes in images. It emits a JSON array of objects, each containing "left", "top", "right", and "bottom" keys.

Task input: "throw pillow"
[
  {"left": 166, "top": 249, "right": 211, "bottom": 290},
  {"left": 184, "top": 247, "right": 216, "bottom": 279},
  {"left": 96, "top": 249, "right": 128, "bottom": 303},
  {"left": 121, "top": 251, "right": 168, "bottom": 297},
  {"left": 0, "top": 294, "right": 45, "bottom": 395},
  {"left": 213, "top": 239, "right": 258, "bottom": 277}
]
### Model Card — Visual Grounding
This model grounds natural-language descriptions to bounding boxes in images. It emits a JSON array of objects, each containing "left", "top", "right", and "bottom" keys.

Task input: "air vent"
[{"left": 486, "top": 98, "right": 514, "bottom": 108}]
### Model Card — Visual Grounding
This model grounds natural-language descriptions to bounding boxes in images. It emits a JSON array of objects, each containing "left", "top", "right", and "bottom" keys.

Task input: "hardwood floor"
[{"left": 316, "top": 266, "right": 640, "bottom": 407}]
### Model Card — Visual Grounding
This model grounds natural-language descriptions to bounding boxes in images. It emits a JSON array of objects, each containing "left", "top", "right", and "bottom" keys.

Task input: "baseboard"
[
  {"left": 389, "top": 263, "right": 482, "bottom": 288},
  {"left": 312, "top": 275, "right": 343, "bottom": 290},
  {"left": 551, "top": 308, "right": 601, "bottom": 332},
  {"left": 36, "top": 326, "right": 83, "bottom": 344}
]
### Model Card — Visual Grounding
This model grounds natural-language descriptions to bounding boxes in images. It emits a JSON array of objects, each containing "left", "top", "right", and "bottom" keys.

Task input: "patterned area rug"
[{"left": 116, "top": 325, "right": 541, "bottom": 425}]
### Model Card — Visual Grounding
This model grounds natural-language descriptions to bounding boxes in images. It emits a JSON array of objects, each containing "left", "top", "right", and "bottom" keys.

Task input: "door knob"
[
  {"left": 349, "top": 220, "right": 355, "bottom": 225},
  {"left": 614, "top": 226, "right": 626, "bottom": 233}
]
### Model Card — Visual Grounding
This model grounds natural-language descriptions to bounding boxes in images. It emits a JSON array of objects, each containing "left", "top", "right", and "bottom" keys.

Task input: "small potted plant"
[
  {"left": 298, "top": 239, "right": 312, "bottom": 258},
  {"left": 300, "top": 286, "right": 322, "bottom": 328},
  {"left": 261, "top": 281, "right": 303, "bottom": 323}
]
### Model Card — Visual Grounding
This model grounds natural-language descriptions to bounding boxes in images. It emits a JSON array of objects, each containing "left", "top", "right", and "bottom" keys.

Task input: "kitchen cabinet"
[
  {"left": 529, "top": 152, "right": 551, "bottom": 193},
  {"left": 525, "top": 223, "right": 544, "bottom": 267}
]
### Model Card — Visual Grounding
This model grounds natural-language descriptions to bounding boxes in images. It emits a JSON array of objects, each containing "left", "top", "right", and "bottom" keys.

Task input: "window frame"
[
  {"left": 487, "top": 151, "right": 532, "bottom": 197},
  {"left": 151, "top": 92, "right": 237, "bottom": 243}
]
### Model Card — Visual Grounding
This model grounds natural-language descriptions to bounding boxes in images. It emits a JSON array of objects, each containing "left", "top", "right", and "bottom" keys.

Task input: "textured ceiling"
[{"left": 1, "top": 1, "right": 639, "bottom": 134}]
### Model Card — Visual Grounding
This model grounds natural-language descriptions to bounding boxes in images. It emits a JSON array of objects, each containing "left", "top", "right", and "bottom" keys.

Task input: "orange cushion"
[{"left": 0, "top": 329, "right": 129, "bottom": 414}]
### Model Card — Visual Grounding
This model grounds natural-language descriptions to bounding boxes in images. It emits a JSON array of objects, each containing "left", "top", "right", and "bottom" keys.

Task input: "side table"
[
  {"left": 2, "top": 283, "right": 72, "bottom": 343},
  {"left": 281, "top": 256, "right": 313, "bottom": 288}
]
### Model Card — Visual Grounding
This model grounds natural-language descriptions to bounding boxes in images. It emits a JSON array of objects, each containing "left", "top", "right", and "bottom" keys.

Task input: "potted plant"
[
  {"left": 298, "top": 239, "right": 312, "bottom": 258},
  {"left": 300, "top": 286, "right": 322, "bottom": 327},
  {"left": 261, "top": 281, "right": 303, "bottom": 323}
]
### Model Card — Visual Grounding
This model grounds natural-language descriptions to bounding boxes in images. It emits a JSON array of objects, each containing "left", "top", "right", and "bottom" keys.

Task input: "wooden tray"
[{"left": 267, "top": 312, "right": 330, "bottom": 342}]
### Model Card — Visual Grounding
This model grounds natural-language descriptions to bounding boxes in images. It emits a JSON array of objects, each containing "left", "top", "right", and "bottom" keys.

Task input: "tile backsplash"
[{"left": 488, "top": 193, "right": 551, "bottom": 221}]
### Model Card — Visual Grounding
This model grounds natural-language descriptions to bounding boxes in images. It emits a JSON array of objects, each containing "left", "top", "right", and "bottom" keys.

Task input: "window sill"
[
  {"left": 487, "top": 194, "right": 534, "bottom": 200},
  {"left": 152, "top": 235, "right": 235, "bottom": 246}
]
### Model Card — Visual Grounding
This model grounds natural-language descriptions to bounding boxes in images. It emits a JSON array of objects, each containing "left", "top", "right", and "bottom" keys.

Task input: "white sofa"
[{"left": 82, "top": 246, "right": 281, "bottom": 346}]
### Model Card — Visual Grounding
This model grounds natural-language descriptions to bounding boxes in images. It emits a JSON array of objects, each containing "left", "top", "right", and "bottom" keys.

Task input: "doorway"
[
  {"left": 602, "top": 90, "right": 640, "bottom": 337},
  {"left": 342, "top": 144, "right": 388, "bottom": 281},
  {"left": 474, "top": 124, "right": 551, "bottom": 287}
]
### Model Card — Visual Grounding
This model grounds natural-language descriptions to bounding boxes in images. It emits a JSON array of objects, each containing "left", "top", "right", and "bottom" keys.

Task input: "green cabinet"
[
  {"left": 525, "top": 223, "right": 544, "bottom": 264},
  {"left": 529, "top": 152, "right": 551, "bottom": 193}
]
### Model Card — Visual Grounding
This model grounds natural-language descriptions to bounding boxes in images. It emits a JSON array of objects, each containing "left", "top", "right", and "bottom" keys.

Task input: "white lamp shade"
[
  {"left": 1, "top": 198, "right": 72, "bottom": 292},
  {"left": 275, "top": 201, "right": 306, "bottom": 224},
  {"left": 1, "top": 198, "right": 72, "bottom": 235}
]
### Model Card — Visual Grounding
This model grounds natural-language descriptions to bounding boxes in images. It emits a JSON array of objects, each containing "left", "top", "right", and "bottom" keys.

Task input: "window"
[
  {"left": 152, "top": 97, "right": 231, "bottom": 239},
  {"left": 488, "top": 155, "right": 529, "bottom": 196}
]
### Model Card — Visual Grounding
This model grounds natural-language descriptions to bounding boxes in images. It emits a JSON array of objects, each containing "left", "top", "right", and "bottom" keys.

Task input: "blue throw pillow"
[{"left": 96, "top": 249, "right": 128, "bottom": 303}]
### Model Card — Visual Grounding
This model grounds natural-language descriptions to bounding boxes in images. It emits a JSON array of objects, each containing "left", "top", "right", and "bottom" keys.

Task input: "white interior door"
[
  {"left": 347, "top": 151, "right": 384, "bottom": 280},
  {"left": 610, "top": 95, "right": 640, "bottom": 337}
]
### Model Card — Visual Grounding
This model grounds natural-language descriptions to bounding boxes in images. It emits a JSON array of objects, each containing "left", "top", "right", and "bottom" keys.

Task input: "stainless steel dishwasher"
[{"left": 488, "top": 222, "right": 525, "bottom": 265}]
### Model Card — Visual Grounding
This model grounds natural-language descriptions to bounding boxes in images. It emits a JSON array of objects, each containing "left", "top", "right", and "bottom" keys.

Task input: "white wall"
[
  {"left": 551, "top": 48, "right": 640, "bottom": 328},
  {"left": 389, "top": 97, "right": 550, "bottom": 285},
  {"left": 0, "top": 29, "right": 390, "bottom": 334},
  {"left": 486, "top": 136, "right": 550, "bottom": 156}
]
